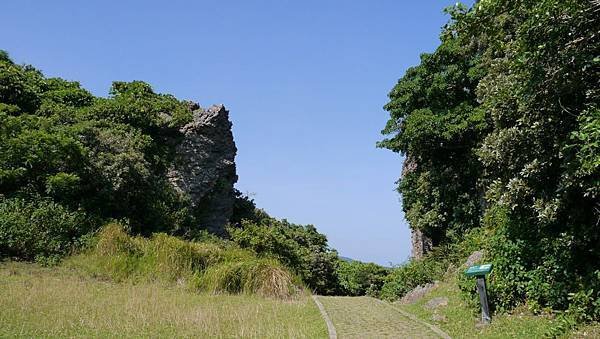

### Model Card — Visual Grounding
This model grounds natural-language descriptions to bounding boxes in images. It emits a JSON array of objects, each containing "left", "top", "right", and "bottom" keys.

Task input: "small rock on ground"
[
  {"left": 432, "top": 313, "right": 447, "bottom": 323},
  {"left": 425, "top": 297, "right": 448, "bottom": 310},
  {"left": 463, "top": 250, "right": 484, "bottom": 268},
  {"left": 399, "top": 282, "right": 438, "bottom": 304}
]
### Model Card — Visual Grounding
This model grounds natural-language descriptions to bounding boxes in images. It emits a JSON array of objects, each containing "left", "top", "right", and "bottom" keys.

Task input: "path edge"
[
  {"left": 372, "top": 298, "right": 451, "bottom": 339},
  {"left": 312, "top": 295, "right": 337, "bottom": 339}
]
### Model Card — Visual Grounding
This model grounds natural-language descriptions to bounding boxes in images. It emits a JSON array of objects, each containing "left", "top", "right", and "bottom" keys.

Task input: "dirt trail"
[{"left": 316, "top": 296, "right": 450, "bottom": 339}]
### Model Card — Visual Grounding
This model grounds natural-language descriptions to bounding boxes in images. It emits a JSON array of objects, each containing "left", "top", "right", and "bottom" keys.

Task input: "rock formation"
[
  {"left": 167, "top": 104, "right": 238, "bottom": 235},
  {"left": 402, "top": 155, "right": 433, "bottom": 259},
  {"left": 411, "top": 228, "right": 433, "bottom": 259}
]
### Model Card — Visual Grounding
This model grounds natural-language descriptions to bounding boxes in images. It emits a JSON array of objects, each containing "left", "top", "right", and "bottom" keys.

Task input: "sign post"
[{"left": 465, "top": 264, "right": 493, "bottom": 324}]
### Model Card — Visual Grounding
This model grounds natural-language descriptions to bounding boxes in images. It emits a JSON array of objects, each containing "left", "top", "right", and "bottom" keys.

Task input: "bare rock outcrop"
[
  {"left": 167, "top": 104, "right": 238, "bottom": 235},
  {"left": 411, "top": 228, "right": 433, "bottom": 259}
]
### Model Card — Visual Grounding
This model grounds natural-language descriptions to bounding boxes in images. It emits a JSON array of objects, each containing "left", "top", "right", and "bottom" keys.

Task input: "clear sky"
[{"left": 1, "top": 0, "right": 471, "bottom": 266}]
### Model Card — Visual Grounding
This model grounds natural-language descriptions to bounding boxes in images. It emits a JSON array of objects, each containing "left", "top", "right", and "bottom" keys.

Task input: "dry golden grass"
[
  {"left": 0, "top": 262, "right": 327, "bottom": 338},
  {"left": 66, "top": 223, "right": 302, "bottom": 299}
]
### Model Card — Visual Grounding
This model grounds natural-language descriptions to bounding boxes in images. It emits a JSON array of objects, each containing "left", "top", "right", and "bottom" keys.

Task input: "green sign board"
[{"left": 465, "top": 263, "right": 493, "bottom": 277}]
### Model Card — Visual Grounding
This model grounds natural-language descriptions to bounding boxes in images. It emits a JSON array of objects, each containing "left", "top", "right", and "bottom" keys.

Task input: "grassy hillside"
[
  {"left": 396, "top": 276, "right": 553, "bottom": 338},
  {"left": 0, "top": 262, "right": 328, "bottom": 338}
]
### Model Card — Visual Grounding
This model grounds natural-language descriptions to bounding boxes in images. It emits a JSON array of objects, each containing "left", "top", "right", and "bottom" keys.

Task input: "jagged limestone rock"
[{"left": 167, "top": 104, "right": 238, "bottom": 235}]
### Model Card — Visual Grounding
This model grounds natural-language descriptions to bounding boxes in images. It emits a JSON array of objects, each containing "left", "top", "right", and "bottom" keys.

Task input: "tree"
[{"left": 380, "top": 0, "right": 600, "bottom": 316}]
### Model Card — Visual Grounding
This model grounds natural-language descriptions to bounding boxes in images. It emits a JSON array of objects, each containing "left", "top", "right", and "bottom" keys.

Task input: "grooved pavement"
[{"left": 317, "top": 296, "right": 448, "bottom": 339}]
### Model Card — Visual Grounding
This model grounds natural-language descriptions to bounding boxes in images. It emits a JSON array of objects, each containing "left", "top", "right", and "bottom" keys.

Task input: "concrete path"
[
  {"left": 315, "top": 296, "right": 450, "bottom": 339},
  {"left": 312, "top": 295, "right": 337, "bottom": 339}
]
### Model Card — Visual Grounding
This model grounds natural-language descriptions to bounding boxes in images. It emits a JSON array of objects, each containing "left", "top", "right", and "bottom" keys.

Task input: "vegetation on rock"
[
  {"left": 0, "top": 51, "right": 199, "bottom": 253},
  {"left": 0, "top": 51, "right": 349, "bottom": 298},
  {"left": 380, "top": 0, "right": 599, "bottom": 330}
]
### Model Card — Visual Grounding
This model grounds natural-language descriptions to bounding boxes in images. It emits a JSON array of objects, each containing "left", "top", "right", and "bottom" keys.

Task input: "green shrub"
[
  {"left": 379, "top": 230, "right": 486, "bottom": 302},
  {"left": 379, "top": 0, "right": 599, "bottom": 327},
  {"left": 337, "top": 260, "right": 389, "bottom": 297},
  {"left": 229, "top": 189, "right": 263, "bottom": 225},
  {"left": 0, "top": 198, "right": 95, "bottom": 262},
  {"left": 480, "top": 206, "right": 600, "bottom": 318},
  {"left": 379, "top": 257, "right": 445, "bottom": 301},
  {"left": 228, "top": 219, "right": 340, "bottom": 295}
]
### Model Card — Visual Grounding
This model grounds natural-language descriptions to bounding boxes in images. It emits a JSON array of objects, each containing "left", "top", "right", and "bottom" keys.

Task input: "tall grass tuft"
[
  {"left": 198, "top": 258, "right": 300, "bottom": 299},
  {"left": 66, "top": 223, "right": 301, "bottom": 299}
]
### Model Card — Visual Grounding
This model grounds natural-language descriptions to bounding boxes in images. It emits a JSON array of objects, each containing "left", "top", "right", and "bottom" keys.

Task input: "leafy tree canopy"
[
  {"left": 381, "top": 0, "right": 599, "bottom": 317},
  {"left": 0, "top": 51, "right": 196, "bottom": 243}
]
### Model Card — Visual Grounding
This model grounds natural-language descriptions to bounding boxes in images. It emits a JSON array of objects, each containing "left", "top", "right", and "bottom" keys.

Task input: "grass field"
[
  {"left": 0, "top": 262, "right": 327, "bottom": 338},
  {"left": 2, "top": 261, "right": 597, "bottom": 338}
]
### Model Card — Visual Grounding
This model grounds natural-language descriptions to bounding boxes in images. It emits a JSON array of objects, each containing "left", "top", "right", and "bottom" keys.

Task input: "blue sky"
[{"left": 1, "top": 0, "right": 470, "bottom": 266}]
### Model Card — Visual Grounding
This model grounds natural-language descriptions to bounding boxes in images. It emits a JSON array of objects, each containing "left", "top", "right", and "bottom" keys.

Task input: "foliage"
[
  {"left": 229, "top": 189, "right": 270, "bottom": 225},
  {"left": 381, "top": 228, "right": 484, "bottom": 301},
  {"left": 0, "top": 51, "right": 346, "bottom": 296},
  {"left": 0, "top": 50, "right": 204, "bottom": 260},
  {"left": 228, "top": 218, "right": 340, "bottom": 295},
  {"left": 0, "top": 198, "right": 95, "bottom": 263},
  {"left": 67, "top": 223, "right": 301, "bottom": 299},
  {"left": 399, "top": 274, "right": 555, "bottom": 338},
  {"left": 381, "top": 0, "right": 600, "bottom": 324},
  {"left": 336, "top": 260, "right": 389, "bottom": 297},
  {"left": 380, "top": 257, "right": 445, "bottom": 301}
]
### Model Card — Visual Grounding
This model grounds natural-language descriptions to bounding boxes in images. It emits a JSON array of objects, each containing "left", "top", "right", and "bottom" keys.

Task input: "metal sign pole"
[
  {"left": 475, "top": 275, "right": 491, "bottom": 324},
  {"left": 465, "top": 263, "right": 493, "bottom": 324}
]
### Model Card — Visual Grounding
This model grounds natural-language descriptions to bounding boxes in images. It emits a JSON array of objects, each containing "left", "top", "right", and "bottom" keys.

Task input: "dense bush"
[
  {"left": 482, "top": 206, "right": 600, "bottom": 315},
  {"left": 379, "top": 260, "right": 440, "bottom": 301},
  {"left": 337, "top": 260, "right": 389, "bottom": 297},
  {"left": 68, "top": 223, "right": 301, "bottom": 299},
  {"left": 380, "top": 0, "right": 599, "bottom": 323},
  {"left": 228, "top": 219, "right": 340, "bottom": 295},
  {"left": 229, "top": 189, "right": 270, "bottom": 226},
  {"left": 0, "top": 198, "right": 95, "bottom": 262},
  {"left": 0, "top": 51, "right": 206, "bottom": 260}
]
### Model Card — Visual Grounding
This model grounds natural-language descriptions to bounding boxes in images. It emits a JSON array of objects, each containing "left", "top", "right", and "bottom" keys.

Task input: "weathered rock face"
[
  {"left": 167, "top": 104, "right": 238, "bottom": 235},
  {"left": 402, "top": 155, "right": 434, "bottom": 259},
  {"left": 411, "top": 228, "right": 433, "bottom": 259}
]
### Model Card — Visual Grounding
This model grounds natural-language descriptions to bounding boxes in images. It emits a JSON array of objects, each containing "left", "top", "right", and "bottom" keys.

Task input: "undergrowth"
[
  {"left": 380, "top": 227, "right": 485, "bottom": 301},
  {"left": 65, "top": 223, "right": 301, "bottom": 299}
]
